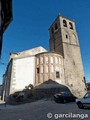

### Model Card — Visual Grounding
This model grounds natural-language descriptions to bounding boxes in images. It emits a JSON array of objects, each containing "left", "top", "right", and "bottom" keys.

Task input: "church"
[{"left": 1, "top": 15, "right": 87, "bottom": 101}]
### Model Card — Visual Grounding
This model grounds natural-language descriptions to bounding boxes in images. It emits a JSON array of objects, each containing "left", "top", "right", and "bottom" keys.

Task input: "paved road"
[{"left": 0, "top": 100, "right": 90, "bottom": 120}]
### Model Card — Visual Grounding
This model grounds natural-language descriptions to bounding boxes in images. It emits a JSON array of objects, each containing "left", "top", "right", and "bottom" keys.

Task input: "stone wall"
[{"left": 35, "top": 52, "right": 64, "bottom": 85}]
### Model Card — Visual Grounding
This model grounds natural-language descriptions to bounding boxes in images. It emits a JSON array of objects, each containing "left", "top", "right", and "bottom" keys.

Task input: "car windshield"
[{"left": 85, "top": 92, "right": 90, "bottom": 98}]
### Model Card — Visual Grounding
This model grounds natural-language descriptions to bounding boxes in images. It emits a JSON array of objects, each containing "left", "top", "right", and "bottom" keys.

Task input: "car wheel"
[{"left": 77, "top": 102, "right": 84, "bottom": 109}]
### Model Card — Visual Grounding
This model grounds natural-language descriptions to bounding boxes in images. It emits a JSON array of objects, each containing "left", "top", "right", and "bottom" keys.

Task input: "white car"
[{"left": 76, "top": 91, "right": 90, "bottom": 109}]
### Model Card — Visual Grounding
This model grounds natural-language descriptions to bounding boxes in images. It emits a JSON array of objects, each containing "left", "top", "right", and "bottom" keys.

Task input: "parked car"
[
  {"left": 54, "top": 92, "right": 76, "bottom": 103},
  {"left": 76, "top": 91, "right": 90, "bottom": 109}
]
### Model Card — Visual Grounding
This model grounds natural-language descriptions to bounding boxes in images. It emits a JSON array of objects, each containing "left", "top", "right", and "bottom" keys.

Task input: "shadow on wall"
[{"left": 7, "top": 79, "right": 74, "bottom": 104}]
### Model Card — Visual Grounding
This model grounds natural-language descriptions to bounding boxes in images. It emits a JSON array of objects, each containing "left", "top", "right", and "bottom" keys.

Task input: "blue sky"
[{"left": 0, "top": 0, "right": 90, "bottom": 84}]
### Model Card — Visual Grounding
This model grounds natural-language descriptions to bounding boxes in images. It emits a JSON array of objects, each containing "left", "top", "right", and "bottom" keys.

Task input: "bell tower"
[{"left": 49, "top": 15, "right": 87, "bottom": 97}]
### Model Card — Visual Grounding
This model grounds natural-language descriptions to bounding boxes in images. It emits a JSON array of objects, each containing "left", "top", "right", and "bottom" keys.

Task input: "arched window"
[
  {"left": 69, "top": 22, "right": 73, "bottom": 29},
  {"left": 66, "top": 34, "right": 69, "bottom": 42},
  {"left": 66, "top": 34, "right": 68, "bottom": 39},
  {"left": 63, "top": 20, "right": 67, "bottom": 27},
  {"left": 55, "top": 23, "right": 58, "bottom": 30}
]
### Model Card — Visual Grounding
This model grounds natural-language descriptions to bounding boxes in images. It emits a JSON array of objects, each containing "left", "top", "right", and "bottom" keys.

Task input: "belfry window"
[
  {"left": 69, "top": 22, "right": 73, "bottom": 29},
  {"left": 63, "top": 20, "right": 67, "bottom": 27},
  {"left": 55, "top": 23, "right": 58, "bottom": 30}
]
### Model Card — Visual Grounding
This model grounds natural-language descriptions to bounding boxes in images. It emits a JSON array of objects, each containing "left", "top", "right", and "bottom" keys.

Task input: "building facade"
[
  {"left": 2, "top": 15, "right": 87, "bottom": 101},
  {"left": 2, "top": 46, "right": 47, "bottom": 100}
]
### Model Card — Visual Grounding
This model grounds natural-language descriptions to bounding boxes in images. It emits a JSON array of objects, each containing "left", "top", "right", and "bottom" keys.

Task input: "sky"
[{"left": 0, "top": 0, "right": 90, "bottom": 84}]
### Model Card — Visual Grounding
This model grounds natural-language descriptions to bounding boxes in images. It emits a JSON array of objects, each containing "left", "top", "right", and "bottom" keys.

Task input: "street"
[{"left": 0, "top": 100, "right": 90, "bottom": 120}]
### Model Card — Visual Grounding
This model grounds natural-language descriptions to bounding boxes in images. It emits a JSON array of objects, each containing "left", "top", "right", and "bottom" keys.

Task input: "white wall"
[{"left": 12, "top": 56, "right": 35, "bottom": 91}]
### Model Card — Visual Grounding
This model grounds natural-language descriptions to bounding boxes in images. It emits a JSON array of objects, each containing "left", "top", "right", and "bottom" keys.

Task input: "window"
[
  {"left": 63, "top": 20, "right": 67, "bottom": 27},
  {"left": 37, "top": 68, "right": 39, "bottom": 74},
  {"left": 69, "top": 22, "right": 73, "bottom": 29},
  {"left": 56, "top": 71, "right": 60, "bottom": 78},
  {"left": 66, "top": 34, "right": 69, "bottom": 42},
  {"left": 85, "top": 92, "right": 90, "bottom": 98},
  {"left": 66, "top": 34, "right": 68, "bottom": 39},
  {"left": 71, "top": 84, "right": 73, "bottom": 87},
  {"left": 55, "top": 23, "right": 58, "bottom": 30}
]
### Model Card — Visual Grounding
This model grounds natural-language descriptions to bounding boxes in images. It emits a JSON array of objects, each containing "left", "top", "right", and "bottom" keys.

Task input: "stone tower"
[{"left": 49, "top": 15, "right": 87, "bottom": 98}]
